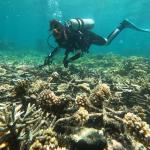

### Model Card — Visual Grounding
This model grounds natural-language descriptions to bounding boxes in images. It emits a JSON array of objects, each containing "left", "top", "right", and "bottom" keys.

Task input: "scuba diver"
[{"left": 43, "top": 18, "right": 150, "bottom": 68}]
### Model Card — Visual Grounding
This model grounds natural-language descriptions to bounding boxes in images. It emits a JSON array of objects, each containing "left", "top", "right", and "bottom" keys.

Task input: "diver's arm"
[{"left": 44, "top": 47, "right": 60, "bottom": 66}]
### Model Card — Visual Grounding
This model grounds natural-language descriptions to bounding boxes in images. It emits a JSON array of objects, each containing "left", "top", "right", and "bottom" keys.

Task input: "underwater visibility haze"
[{"left": 0, "top": 0, "right": 150, "bottom": 150}]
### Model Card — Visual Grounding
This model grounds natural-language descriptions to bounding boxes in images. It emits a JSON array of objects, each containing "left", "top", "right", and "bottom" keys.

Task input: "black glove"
[{"left": 44, "top": 56, "right": 53, "bottom": 66}]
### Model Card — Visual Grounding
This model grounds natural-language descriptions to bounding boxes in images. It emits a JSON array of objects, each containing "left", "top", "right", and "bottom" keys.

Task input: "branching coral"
[
  {"left": 0, "top": 102, "right": 45, "bottom": 150},
  {"left": 123, "top": 112, "right": 150, "bottom": 146}
]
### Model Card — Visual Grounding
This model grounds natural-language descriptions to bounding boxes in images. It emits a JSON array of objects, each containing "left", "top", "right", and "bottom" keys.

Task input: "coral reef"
[{"left": 0, "top": 52, "right": 150, "bottom": 150}]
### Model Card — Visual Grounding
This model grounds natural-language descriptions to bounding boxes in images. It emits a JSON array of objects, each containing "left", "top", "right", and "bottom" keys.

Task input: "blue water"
[{"left": 0, "top": 0, "right": 150, "bottom": 56}]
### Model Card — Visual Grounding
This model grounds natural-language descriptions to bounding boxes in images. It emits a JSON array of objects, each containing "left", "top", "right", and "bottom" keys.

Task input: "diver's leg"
[
  {"left": 106, "top": 19, "right": 150, "bottom": 45},
  {"left": 63, "top": 49, "right": 70, "bottom": 68},
  {"left": 120, "top": 19, "right": 150, "bottom": 33},
  {"left": 63, "top": 50, "right": 82, "bottom": 68},
  {"left": 86, "top": 31, "right": 107, "bottom": 45},
  {"left": 105, "top": 21, "right": 128, "bottom": 45}
]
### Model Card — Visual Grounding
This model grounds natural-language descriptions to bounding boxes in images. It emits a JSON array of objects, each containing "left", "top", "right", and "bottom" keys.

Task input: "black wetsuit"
[{"left": 51, "top": 28, "right": 107, "bottom": 67}]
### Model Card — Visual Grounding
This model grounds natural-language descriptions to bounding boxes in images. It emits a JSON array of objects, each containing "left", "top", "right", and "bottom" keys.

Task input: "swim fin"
[{"left": 121, "top": 19, "right": 150, "bottom": 33}]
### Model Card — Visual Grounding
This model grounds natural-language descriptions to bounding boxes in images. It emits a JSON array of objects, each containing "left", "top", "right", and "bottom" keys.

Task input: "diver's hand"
[{"left": 44, "top": 56, "right": 53, "bottom": 66}]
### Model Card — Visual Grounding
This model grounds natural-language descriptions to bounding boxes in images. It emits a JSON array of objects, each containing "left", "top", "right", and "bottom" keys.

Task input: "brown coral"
[
  {"left": 123, "top": 112, "right": 150, "bottom": 146},
  {"left": 30, "top": 128, "right": 68, "bottom": 150},
  {"left": 13, "top": 78, "right": 29, "bottom": 96},
  {"left": 38, "top": 89, "right": 61, "bottom": 108},
  {"left": 90, "top": 83, "right": 111, "bottom": 108},
  {"left": 95, "top": 83, "right": 111, "bottom": 98},
  {"left": 73, "top": 107, "right": 89, "bottom": 126},
  {"left": 29, "top": 140, "right": 43, "bottom": 150},
  {"left": 75, "top": 94, "right": 89, "bottom": 109}
]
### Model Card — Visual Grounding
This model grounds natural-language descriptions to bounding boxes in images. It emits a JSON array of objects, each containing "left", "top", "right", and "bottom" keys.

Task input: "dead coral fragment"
[
  {"left": 29, "top": 79, "right": 48, "bottom": 94},
  {"left": 0, "top": 84, "right": 14, "bottom": 94},
  {"left": 123, "top": 112, "right": 150, "bottom": 146},
  {"left": 77, "top": 83, "right": 91, "bottom": 93},
  {"left": 57, "top": 83, "right": 69, "bottom": 93},
  {"left": 0, "top": 67, "right": 6, "bottom": 76}
]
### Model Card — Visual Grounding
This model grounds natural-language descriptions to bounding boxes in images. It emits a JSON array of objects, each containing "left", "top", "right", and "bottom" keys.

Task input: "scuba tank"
[{"left": 65, "top": 18, "right": 95, "bottom": 30}]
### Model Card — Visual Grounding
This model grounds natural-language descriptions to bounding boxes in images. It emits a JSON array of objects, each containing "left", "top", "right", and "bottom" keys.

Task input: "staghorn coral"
[
  {"left": 0, "top": 53, "right": 150, "bottom": 150},
  {"left": 0, "top": 102, "right": 45, "bottom": 150},
  {"left": 123, "top": 112, "right": 150, "bottom": 146}
]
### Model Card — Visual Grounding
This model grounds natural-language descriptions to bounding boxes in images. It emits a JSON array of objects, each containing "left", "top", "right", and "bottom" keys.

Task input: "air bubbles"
[{"left": 47, "top": 0, "right": 63, "bottom": 19}]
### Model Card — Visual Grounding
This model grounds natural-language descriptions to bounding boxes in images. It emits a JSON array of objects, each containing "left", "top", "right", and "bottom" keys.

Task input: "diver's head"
[{"left": 50, "top": 19, "right": 64, "bottom": 40}]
